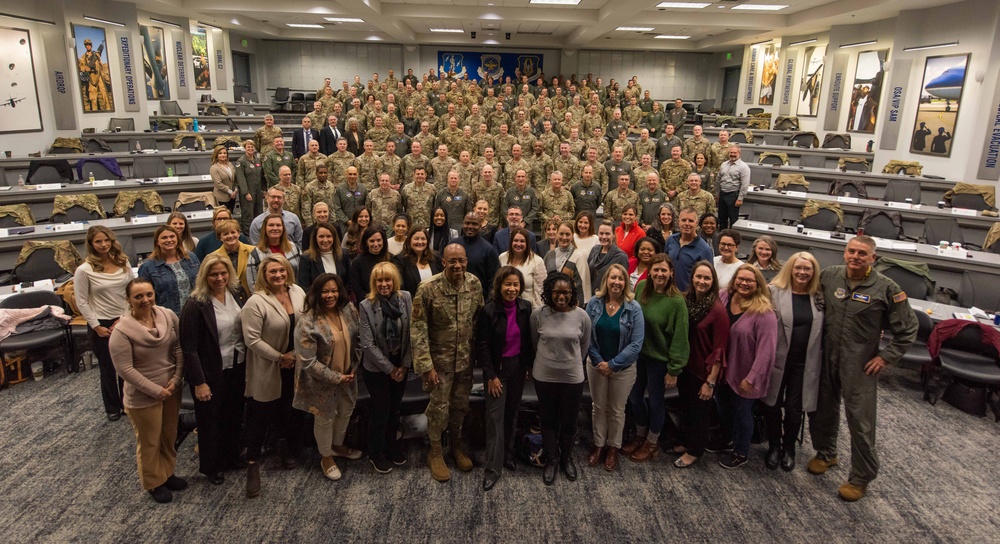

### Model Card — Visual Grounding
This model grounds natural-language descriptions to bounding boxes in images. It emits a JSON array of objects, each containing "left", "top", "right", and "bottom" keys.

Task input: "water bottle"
[
  {"left": 135, "top": 141, "right": 142, "bottom": 153},
  {"left": 17, "top": 174, "right": 24, "bottom": 188},
  {"left": 166, "top": 167, "right": 173, "bottom": 177},
  {"left": 193, "top": 118, "right": 200, "bottom": 133},
  {"left": 866, "top": 140, "right": 874, "bottom": 152},
  {"left": 88, "top": 171, "right": 95, "bottom": 182},
  {"left": 152, "top": 120, "right": 158, "bottom": 132}
]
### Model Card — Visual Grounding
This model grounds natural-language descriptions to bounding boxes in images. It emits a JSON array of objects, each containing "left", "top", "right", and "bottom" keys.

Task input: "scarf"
[
  {"left": 377, "top": 292, "right": 403, "bottom": 357},
  {"left": 685, "top": 290, "right": 717, "bottom": 326},
  {"left": 589, "top": 241, "right": 623, "bottom": 270},
  {"left": 555, "top": 246, "right": 574, "bottom": 272}
]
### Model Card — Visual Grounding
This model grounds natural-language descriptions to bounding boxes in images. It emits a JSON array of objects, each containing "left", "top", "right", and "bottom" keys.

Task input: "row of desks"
[
  {"left": 748, "top": 163, "right": 957, "bottom": 206},
  {"left": 0, "top": 151, "right": 213, "bottom": 185}
]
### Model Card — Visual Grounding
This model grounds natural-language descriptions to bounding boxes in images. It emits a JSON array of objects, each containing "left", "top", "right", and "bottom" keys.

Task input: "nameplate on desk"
[
  {"left": 14, "top": 279, "right": 54, "bottom": 293},
  {"left": 836, "top": 196, "right": 859, "bottom": 204},
  {"left": 90, "top": 180, "right": 116, "bottom": 187},
  {"left": 937, "top": 247, "right": 968, "bottom": 259},
  {"left": 873, "top": 237, "right": 894, "bottom": 249},
  {"left": 786, "top": 191, "right": 808, "bottom": 198},
  {"left": 51, "top": 223, "right": 87, "bottom": 232},
  {"left": 201, "top": 174, "right": 212, "bottom": 181},
  {"left": 886, "top": 201, "right": 911, "bottom": 210},
  {"left": 951, "top": 207, "right": 978, "bottom": 217},
  {"left": 157, "top": 176, "right": 181, "bottom": 183},
  {"left": 131, "top": 215, "right": 159, "bottom": 225},
  {"left": 35, "top": 183, "right": 61, "bottom": 191},
  {"left": 804, "top": 230, "right": 830, "bottom": 240},
  {"left": 185, "top": 210, "right": 213, "bottom": 220},
  {"left": 740, "top": 220, "right": 770, "bottom": 230},
  {"left": 892, "top": 242, "right": 918, "bottom": 251}
]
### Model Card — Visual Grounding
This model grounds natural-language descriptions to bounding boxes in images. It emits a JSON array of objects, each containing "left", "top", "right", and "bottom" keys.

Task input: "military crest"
[
  {"left": 517, "top": 56, "right": 541, "bottom": 80},
  {"left": 478, "top": 54, "right": 504, "bottom": 80},
  {"left": 439, "top": 53, "right": 467, "bottom": 79}
]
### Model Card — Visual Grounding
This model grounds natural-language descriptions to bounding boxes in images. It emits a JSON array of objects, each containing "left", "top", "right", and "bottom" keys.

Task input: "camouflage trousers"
[{"left": 424, "top": 367, "right": 473, "bottom": 442}]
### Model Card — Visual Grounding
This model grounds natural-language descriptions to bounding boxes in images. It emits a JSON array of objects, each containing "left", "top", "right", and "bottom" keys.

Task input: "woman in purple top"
[{"left": 717, "top": 264, "right": 778, "bottom": 469}]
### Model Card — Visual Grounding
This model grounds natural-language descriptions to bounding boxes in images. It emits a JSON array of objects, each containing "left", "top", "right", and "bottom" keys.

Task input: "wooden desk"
[
  {"left": 732, "top": 220, "right": 1000, "bottom": 292},
  {"left": 0, "top": 210, "right": 214, "bottom": 270},
  {"left": 0, "top": 175, "right": 215, "bottom": 219},
  {"left": 741, "top": 188, "right": 998, "bottom": 243}
]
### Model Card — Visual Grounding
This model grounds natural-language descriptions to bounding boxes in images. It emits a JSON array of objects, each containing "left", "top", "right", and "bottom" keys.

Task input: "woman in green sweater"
[{"left": 622, "top": 253, "right": 690, "bottom": 462}]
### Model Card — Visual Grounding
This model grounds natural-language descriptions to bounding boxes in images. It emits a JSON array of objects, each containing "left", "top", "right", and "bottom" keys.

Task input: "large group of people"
[{"left": 71, "top": 71, "right": 918, "bottom": 506}]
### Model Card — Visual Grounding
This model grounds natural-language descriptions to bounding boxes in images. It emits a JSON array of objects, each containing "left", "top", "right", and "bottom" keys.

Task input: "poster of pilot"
[
  {"left": 845, "top": 49, "right": 888, "bottom": 133},
  {"left": 140, "top": 25, "right": 170, "bottom": 100},
  {"left": 73, "top": 24, "right": 116, "bottom": 113},
  {"left": 909, "top": 54, "right": 969, "bottom": 157},
  {"left": 797, "top": 45, "right": 825, "bottom": 117},
  {"left": 191, "top": 25, "right": 211, "bottom": 90},
  {"left": 758, "top": 44, "right": 779, "bottom": 106},
  {"left": 0, "top": 27, "right": 43, "bottom": 133}
]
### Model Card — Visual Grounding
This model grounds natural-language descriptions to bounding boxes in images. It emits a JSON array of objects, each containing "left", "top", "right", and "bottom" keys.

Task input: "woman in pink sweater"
[{"left": 110, "top": 278, "right": 186, "bottom": 504}]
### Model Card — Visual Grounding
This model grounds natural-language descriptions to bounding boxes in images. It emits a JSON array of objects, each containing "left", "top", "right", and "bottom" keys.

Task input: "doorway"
[
  {"left": 721, "top": 66, "right": 740, "bottom": 115},
  {"left": 232, "top": 52, "right": 251, "bottom": 101}
]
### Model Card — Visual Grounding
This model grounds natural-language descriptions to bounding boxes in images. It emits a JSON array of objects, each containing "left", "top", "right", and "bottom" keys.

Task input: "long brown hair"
[
  {"left": 150, "top": 225, "right": 189, "bottom": 261},
  {"left": 167, "top": 211, "right": 197, "bottom": 253},
  {"left": 304, "top": 222, "right": 343, "bottom": 262},
  {"left": 505, "top": 227, "right": 536, "bottom": 267},
  {"left": 256, "top": 214, "right": 293, "bottom": 254},
  {"left": 638, "top": 253, "right": 680, "bottom": 305},
  {"left": 84, "top": 225, "right": 128, "bottom": 272}
]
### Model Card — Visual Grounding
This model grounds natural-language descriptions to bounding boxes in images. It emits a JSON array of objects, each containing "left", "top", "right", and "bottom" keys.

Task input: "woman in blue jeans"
[
  {"left": 716, "top": 264, "right": 778, "bottom": 469},
  {"left": 622, "top": 254, "right": 690, "bottom": 462}
]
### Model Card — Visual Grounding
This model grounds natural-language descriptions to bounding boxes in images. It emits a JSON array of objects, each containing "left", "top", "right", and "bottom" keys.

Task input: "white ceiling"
[{"left": 135, "top": 0, "right": 966, "bottom": 51}]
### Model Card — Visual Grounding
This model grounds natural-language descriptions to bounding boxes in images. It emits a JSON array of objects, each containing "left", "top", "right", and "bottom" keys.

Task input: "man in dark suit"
[
  {"left": 319, "top": 115, "right": 341, "bottom": 155},
  {"left": 492, "top": 205, "right": 536, "bottom": 254},
  {"left": 292, "top": 116, "right": 320, "bottom": 160}
]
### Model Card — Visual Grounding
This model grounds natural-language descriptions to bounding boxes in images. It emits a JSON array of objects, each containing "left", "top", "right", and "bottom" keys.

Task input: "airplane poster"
[
  {"left": 910, "top": 54, "right": 969, "bottom": 157},
  {"left": 0, "top": 26, "right": 43, "bottom": 133}
]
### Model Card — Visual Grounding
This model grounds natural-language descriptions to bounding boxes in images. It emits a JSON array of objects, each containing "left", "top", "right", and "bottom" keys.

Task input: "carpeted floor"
[{"left": 1, "top": 364, "right": 998, "bottom": 543}]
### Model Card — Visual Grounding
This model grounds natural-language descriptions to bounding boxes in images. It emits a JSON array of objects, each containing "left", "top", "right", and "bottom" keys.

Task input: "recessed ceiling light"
[
  {"left": 287, "top": 23, "right": 324, "bottom": 28},
  {"left": 655, "top": 35, "right": 691, "bottom": 39},
  {"left": 149, "top": 17, "right": 181, "bottom": 28},
  {"left": 616, "top": 26, "right": 655, "bottom": 32},
  {"left": 430, "top": 28, "right": 465, "bottom": 33},
  {"left": 656, "top": 2, "right": 710, "bottom": 8},
  {"left": 84, "top": 15, "right": 125, "bottom": 27},
  {"left": 324, "top": 17, "right": 365, "bottom": 23},
  {"left": 788, "top": 38, "right": 817, "bottom": 46},
  {"left": 839, "top": 39, "right": 877, "bottom": 48},
  {"left": 732, "top": 4, "right": 789, "bottom": 10},
  {"left": 529, "top": 0, "right": 582, "bottom": 5}
]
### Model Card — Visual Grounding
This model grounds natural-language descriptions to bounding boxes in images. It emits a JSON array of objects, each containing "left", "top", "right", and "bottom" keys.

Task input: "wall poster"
[
  {"left": 0, "top": 26, "right": 43, "bottom": 133},
  {"left": 909, "top": 54, "right": 969, "bottom": 157},
  {"left": 190, "top": 25, "right": 211, "bottom": 90},
  {"left": 846, "top": 49, "right": 888, "bottom": 133},
  {"left": 140, "top": 25, "right": 169, "bottom": 100},
  {"left": 744, "top": 45, "right": 758, "bottom": 104},
  {"left": 758, "top": 44, "right": 779, "bottom": 106},
  {"left": 797, "top": 45, "right": 826, "bottom": 117},
  {"left": 73, "top": 24, "right": 116, "bottom": 113}
]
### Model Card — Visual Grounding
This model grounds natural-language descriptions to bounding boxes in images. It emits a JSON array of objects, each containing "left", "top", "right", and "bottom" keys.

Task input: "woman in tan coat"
[
  {"left": 109, "top": 278, "right": 185, "bottom": 504},
  {"left": 240, "top": 255, "right": 306, "bottom": 498},
  {"left": 210, "top": 146, "right": 238, "bottom": 212}
]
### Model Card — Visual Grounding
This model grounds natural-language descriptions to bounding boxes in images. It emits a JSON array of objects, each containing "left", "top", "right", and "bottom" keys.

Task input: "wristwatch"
[{"left": 706, "top": 381, "right": 716, "bottom": 388}]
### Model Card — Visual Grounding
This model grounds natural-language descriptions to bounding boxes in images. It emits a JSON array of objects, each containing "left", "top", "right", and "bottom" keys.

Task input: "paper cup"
[{"left": 31, "top": 361, "right": 44, "bottom": 380}]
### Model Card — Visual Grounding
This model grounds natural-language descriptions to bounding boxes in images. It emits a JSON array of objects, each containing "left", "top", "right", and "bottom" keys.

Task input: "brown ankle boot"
[
  {"left": 450, "top": 431, "right": 473, "bottom": 472},
  {"left": 587, "top": 446, "right": 604, "bottom": 467},
  {"left": 621, "top": 435, "right": 646, "bottom": 455},
  {"left": 629, "top": 440, "right": 660, "bottom": 462},
  {"left": 428, "top": 440, "right": 450, "bottom": 482}
]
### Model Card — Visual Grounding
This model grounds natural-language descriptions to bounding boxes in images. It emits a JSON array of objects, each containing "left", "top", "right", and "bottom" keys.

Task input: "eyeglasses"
[
  {"left": 718, "top": 242, "right": 737, "bottom": 248},
  {"left": 735, "top": 278, "right": 757, "bottom": 285}
]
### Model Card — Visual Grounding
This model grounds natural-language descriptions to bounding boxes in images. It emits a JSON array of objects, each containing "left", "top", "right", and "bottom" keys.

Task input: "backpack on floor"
[{"left": 517, "top": 432, "right": 546, "bottom": 467}]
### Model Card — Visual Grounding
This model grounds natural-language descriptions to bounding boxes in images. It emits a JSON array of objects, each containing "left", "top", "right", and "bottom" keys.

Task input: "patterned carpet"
[{"left": 1, "top": 364, "right": 998, "bottom": 543}]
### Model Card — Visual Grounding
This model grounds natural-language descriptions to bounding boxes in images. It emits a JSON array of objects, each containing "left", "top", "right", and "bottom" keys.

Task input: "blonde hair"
[
  {"left": 594, "top": 263, "right": 634, "bottom": 302},
  {"left": 254, "top": 254, "right": 296, "bottom": 295},
  {"left": 191, "top": 253, "right": 238, "bottom": 302},
  {"left": 727, "top": 264, "right": 772, "bottom": 315},
  {"left": 366, "top": 262, "right": 402, "bottom": 302},
  {"left": 771, "top": 252, "right": 821, "bottom": 294}
]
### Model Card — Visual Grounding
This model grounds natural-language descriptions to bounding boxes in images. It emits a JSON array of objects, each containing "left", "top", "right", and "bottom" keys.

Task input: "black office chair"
[
  {"left": 118, "top": 235, "right": 137, "bottom": 265},
  {"left": 0, "top": 166, "right": 8, "bottom": 186},
  {"left": 800, "top": 155, "right": 826, "bottom": 169},
  {"left": 859, "top": 210, "right": 904, "bottom": 240},
  {"left": 759, "top": 155, "right": 787, "bottom": 167},
  {"left": 0, "top": 215, "right": 20, "bottom": 228},
  {"left": 178, "top": 136, "right": 200, "bottom": 149},
  {"left": 304, "top": 92, "right": 317, "bottom": 104},
  {"left": 749, "top": 165, "right": 772, "bottom": 188},
  {"left": 884, "top": 179, "right": 922, "bottom": 204},
  {"left": 841, "top": 160, "right": 869, "bottom": 173},
  {"left": 78, "top": 161, "right": 122, "bottom": 182},
  {"left": 878, "top": 261, "right": 932, "bottom": 300},
  {"left": 788, "top": 132, "right": 819, "bottom": 148},
  {"left": 204, "top": 104, "right": 226, "bottom": 116},
  {"left": 128, "top": 137, "right": 158, "bottom": 152},
  {"left": 57, "top": 206, "right": 103, "bottom": 223},
  {"left": 271, "top": 87, "right": 290, "bottom": 112},
  {"left": 132, "top": 156, "right": 169, "bottom": 179},
  {"left": 925, "top": 322, "right": 1000, "bottom": 420},
  {"left": 85, "top": 139, "right": 109, "bottom": 153},
  {"left": 289, "top": 92, "right": 306, "bottom": 113},
  {"left": 801, "top": 202, "right": 842, "bottom": 232},
  {"left": 830, "top": 179, "right": 868, "bottom": 199},
  {"left": 720, "top": 97, "right": 736, "bottom": 115},
  {"left": 809, "top": 247, "right": 845, "bottom": 270},
  {"left": 697, "top": 99, "right": 715, "bottom": 113},
  {"left": 821, "top": 133, "right": 851, "bottom": 149},
  {"left": 242, "top": 92, "right": 259, "bottom": 103},
  {"left": 728, "top": 132, "right": 748, "bottom": 144},
  {"left": 923, "top": 218, "right": 975, "bottom": 248},
  {"left": 958, "top": 271, "right": 1000, "bottom": 312},
  {"left": 762, "top": 134, "right": 785, "bottom": 146},
  {"left": 0, "top": 291, "right": 74, "bottom": 379},
  {"left": 27, "top": 165, "right": 71, "bottom": 184},
  {"left": 11, "top": 248, "right": 76, "bottom": 284},
  {"left": 951, "top": 193, "right": 992, "bottom": 212},
  {"left": 750, "top": 204, "right": 784, "bottom": 224},
  {"left": 160, "top": 100, "right": 185, "bottom": 115},
  {"left": 188, "top": 157, "right": 212, "bottom": 176},
  {"left": 108, "top": 118, "right": 134, "bottom": 132},
  {"left": 235, "top": 104, "right": 254, "bottom": 116},
  {"left": 747, "top": 107, "right": 764, "bottom": 115},
  {"left": 886, "top": 309, "right": 933, "bottom": 369}
]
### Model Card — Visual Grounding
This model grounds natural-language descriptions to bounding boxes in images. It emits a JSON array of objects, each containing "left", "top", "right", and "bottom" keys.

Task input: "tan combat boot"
[
  {"left": 428, "top": 440, "right": 451, "bottom": 482},
  {"left": 450, "top": 430, "right": 474, "bottom": 472}
]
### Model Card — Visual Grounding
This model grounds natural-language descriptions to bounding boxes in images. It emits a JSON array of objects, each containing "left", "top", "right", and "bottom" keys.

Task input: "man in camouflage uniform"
[
  {"left": 347, "top": 99, "right": 368, "bottom": 131},
  {"left": 709, "top": 130, "right": 732, "bottom": 170},
  {"left": 554, "top": 142, "right": 581, "bottom": 183},
  {"left": 429, "top": 144, "right": 458, "bottom": 186},
  {"left": 586, "top": 127, "right": 610, "bottom": 163},
  {"left": 633, "top": 153, "right": 656, "bottom": 186},
  {"left": 538, "top": 121, "right": 561, "bottom": 158},
  {"left": 526, "top": 141, "right": 555, "bottom": 193},
  {"left": 656, "top": 123, "right": 683, "bottom": 164},
  {"left": 366, "top": 116, "right": 391, "bottom": 151},
  {"left": 637, "top": 172, "right": 668, "bottom": 228},
  {"left": 434, "top": 171, "right": 473, "bottom": 231},
  {"left": 332, "top": 166, "right": 369, "bottom": 231},
  {"left": 78, "top": 39, "right": 112, "bottom": 112},
  {"left": 667, "top": 98, "right": 687, "bottom": 134},
  {"left": 623, "top": 97, "right": 644, "bottom": 135},
  {"left": 464, "top": 104, "right": 485, "bottom": 135},
  {"left": 413, "top": 121, "right": 438, "bottom": 158},
  {"left": 438, "top": 117, "right": 464, "bottom": 159},
  {"left": 501, "top": 169, "right": 538, "bottom": 229},
  {"left": 475, "top": 147, "right": 503, "bottom": 186},
  {"left": 254, "top": 115, "right": 283, "bottom": 156},
  {"left": 583, "top": 104, "right": 605, "bottom": 138},
  {"left": 327, "top": 138, "right": 355, "bottom": 185},
  {"left": 378, "top": 141, "right": 403, "bottom": 188},
  {"left": 450, "top": 151, "right": 479, "bottom": 194},
  {"left": 488, "top": 102, "right": 510, "bottom": 135},
  {"left": 274, "top": 166, "right": 302, "bottom": 219},
  {"left": 604, "top": 173, "right": 641, "bottom": 225},
  {"left": 296, "top": 140, "right": 328, "bottom": 186},
  {"left": 537, "top": 171, "right": 576, "bottom": 225},
  {"left": 513, "top": 122, "right": 534, "bottom": 152},
  {"left": 411, "top": 244, "right": 484, "bottom": 482},
  {"left": 606, "top": 110, "right": 627, "bottom": 145},
  {"left": 307, "top": 101, "right": 327, "bottom": 130},
  {"left": 683, "top": 125, "right": 712, "bottom": 163},
  {"left": 582, "top": 147, "right": 610, "bottom": 193},
  {"left": 366, "top": 173, "right": 403, "bottom": 229},
  {"left": 454, "top": 126, "right": 477, "bottom": 159},
  {"left": 402, "top": 167, "right": 436, "bottom": 229},
  {"left": 638, "top": 91, "right": 656, "bottom": 119},
  {"left": 301, "top": 165, "right": 339, "bottom": 227},
  {"left": 354, "top": 140, "right": 382, "bottom": 190},
  {"left": 571, "top": 164, "right": 602, "bottom": 216},
  {"left": 566, "top": 127, "right": 586, "bottom": 159},
  {"left": 263, "top": 136, "right": 296, "bottom": 188},
  {"left": 503, "top": 144, "right": 531, "bottom": 188},
  {"left": 402, "top": 141, "right": 431, "bottom": 187},
  {"left": 568, "top": 94, "right": 586, "bottom": 123},
  {"left": 604, "top": 146, "right": 634, "bottom": 191},
  {"left": 558, "top": 112, "right": 577, "bottom": 142},
  {"left": 611, "top": 130, "right": 636, "bottom": 164},
  {"left": 493, "top": 124, "right": 516, "bottom": 165},
  {"left": 634, "top": 130, "right": 656, "bottom": 166},
  {"left": 644, "top": 101, "right": 665, "bottom": 138},
  {"left": 472, "top": 123, "right": 495, "bottom": 159},
  {"left": 676, "top": 172, "right": 717, "bottom": 218},
  {"left": 658, "top": 145, "right": 693, "bottom": 199},
  {"left": 472, "top": 164, "right": 504, "bottom": 227}
]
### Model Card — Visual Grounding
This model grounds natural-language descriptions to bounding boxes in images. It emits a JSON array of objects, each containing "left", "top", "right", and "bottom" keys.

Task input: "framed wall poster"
[
  {"left": 72, "top": 24, "right": 116, "bottom": 113},
  {"left": 0, "top": 27, "right": 43, "bottom": 133},
  {"left": 909, "top": 54, "right": 969, "bottom": 157},
  {"left": 140, "top": 25, "right": 169, "bottom": 100},
  {"left": 797, "top": 45, "right": 826, "bottom": 117},
  {"left": 845, "top": 49, "right": 888, "bottom": 133},
  {"left": 190, "top": 25, "right": 211, "bottom": 90},
  {"left": 758, "top": 44, "right": 779, "bottom": 106}
]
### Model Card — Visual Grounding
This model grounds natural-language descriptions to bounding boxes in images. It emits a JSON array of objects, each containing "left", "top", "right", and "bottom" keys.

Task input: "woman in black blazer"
[
  {"left": 475, "top": 266, "right": 535, "bottom": 491},
  {"left": 392, "top": 226, "right": 443, "bottom": 298},
  {"left": 297, "top": 222, "right": 351, "bottom": 291},
  {"left": 344, "top": 118, "right": 366, "bottom": 156},
  {"left": 179, "top": 253, "right": 249, "bottom": 485}
]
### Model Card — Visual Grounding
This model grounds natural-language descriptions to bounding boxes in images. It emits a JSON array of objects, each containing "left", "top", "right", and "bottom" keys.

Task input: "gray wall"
[
  {"left": 261, "top": 41, "right": 404, "bottom": 91},
  {"left": 567, "top": 50, "right": 713, "bottom": 101}
]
